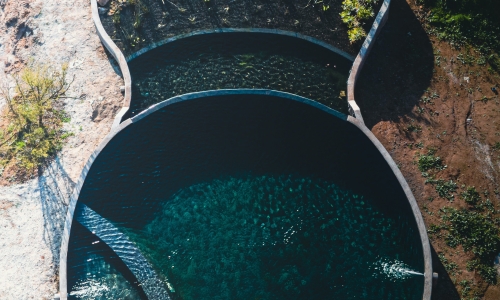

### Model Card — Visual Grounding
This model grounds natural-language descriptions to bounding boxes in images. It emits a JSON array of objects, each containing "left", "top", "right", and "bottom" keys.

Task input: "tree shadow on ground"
[
  {"left": 38, "top": 157, "right": 75, "bottom": 268},
  {"left": 431, "top": 245, "right": 461, "bottom": 300},
  {"left": 354, "top": 0, "right": 434, "bottom": 129}
]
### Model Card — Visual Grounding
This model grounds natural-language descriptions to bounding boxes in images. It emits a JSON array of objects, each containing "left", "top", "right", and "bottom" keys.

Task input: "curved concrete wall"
[
  {"left": 59, "top": 89, "right": 432, "bottom": 299},
  {"left": 348, "top": 115, "right": 432, "bottom": 299},
  {"left": 90, "top": 0, "right": 131, "bottom": 128},
  {"left": 67, "top": 1, "right": 432, "bottom": 299},
  {"left": 126, "top": 28, "right": 355, "bottom": 62},
  {"left": 91, "top": 0, "right": 389, "bottom": 125},
  {"left": 347, "top": 0, "right": 391, "bottom": 123}
]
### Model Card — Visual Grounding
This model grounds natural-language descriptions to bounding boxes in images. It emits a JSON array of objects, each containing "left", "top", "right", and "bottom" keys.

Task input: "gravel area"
[{"left": 0, "top": 0, "right": 123, "bottom": 298}]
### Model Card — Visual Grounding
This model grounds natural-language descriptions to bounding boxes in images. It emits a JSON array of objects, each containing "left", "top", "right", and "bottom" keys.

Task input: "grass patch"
[
  {"left": 440, "top": 207, "right": 500, "bottom": 284},
  {"left": 418, "top": 149, "right": 445, "bottom": 172},
  {"left": 461, "top": 186, "right": 481, "bottom": 205},
  {"left": 426, "top": 178, "right": 457, "bottom": 201},
  {"left": 418, "top": 0, "right": 500, "bottom": 72},
  {"left": 0, "top": 63, "right": 72, "bottom": 171}
]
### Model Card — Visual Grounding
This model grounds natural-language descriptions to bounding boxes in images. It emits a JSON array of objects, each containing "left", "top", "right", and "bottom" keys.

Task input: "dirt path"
[{"left": 0, "top": 0, "right": 123, "bottom": 298}]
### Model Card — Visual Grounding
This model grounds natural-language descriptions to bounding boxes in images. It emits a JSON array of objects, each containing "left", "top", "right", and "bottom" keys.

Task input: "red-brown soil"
[{"left": 356, "top": 0, "right": 500, "bottom": 298}]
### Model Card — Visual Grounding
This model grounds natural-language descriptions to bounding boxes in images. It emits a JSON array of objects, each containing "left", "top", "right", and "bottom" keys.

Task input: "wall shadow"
[
  {"left": 38, "top": 157, "right": 75, "bottom": 269},
  {"left": 431, "top": 246, "right": 461, "bottom": 300},
  {"left": 354, "top": 0, "right": 434, "bottom": 129}
]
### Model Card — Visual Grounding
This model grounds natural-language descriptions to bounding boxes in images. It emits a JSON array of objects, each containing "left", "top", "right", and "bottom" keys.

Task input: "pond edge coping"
[
  {"left": 125, "top": 28, "right": 355, "bottom": 62},
  {"left": 347, "top": 0, "right": 391, "bottom": 124},
  {"left": 58, "top": 89, "right": 432, "bottom": 299}
]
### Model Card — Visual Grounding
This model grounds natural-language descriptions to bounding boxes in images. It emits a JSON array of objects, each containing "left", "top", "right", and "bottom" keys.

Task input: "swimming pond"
[{"left": 67, "top": 92, "right": 426, "bottom": 299}]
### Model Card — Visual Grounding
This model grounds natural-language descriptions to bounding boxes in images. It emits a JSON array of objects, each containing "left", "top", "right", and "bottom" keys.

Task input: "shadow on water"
[
  {"left": 430, "top": 246, "right": 461, "bottom": 300},
  {"left": 37, "top": 157, "right": 74, "bottom": 269},
  {"left": 354, "top": 0, "right": 434, "bottom": 129}
]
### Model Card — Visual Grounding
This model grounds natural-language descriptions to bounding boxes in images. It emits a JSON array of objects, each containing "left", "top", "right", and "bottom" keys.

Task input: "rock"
[
  {"left": 98, "top": 7, "right": 108, "bottom": 15},
  {"left": 97, "top": 0, "right": 110, "bottom": 6}
]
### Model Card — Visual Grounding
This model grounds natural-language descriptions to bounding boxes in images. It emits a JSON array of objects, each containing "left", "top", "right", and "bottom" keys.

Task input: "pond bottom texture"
[{"left": 122, "top": 174, "right": 424, "bottom": 300}]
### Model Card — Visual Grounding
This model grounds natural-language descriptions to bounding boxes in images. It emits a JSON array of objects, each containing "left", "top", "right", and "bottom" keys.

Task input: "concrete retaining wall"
[
  {"left": 62, "top": 1, "right": 433, "bottom": 299},
  {"left": 338, "top": 5, "right": 435, "bottom": 298},
  {"left": 90, "top": 0, "right": 131, "bottom": 128},
  {"left": 126, "top": 28, "right": 355, "bottom": 62},
  {"left": 348, "top": 115, "right": 432, "bottom": 299},
  {"left": 347, "top": 0, "right": 391, "bottom": 124}
]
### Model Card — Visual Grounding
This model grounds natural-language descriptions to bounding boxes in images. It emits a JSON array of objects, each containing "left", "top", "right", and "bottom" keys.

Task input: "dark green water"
[
  {"left": 68, "top": 94, "right": 425, "bottom": 299},
  {"left": 68, "top": 222, "right": 146, "bottom": 299},
  {"left": 127, "top": 174, "right": 423, "bottom": 300},
  {"left": 128, "top": 33, "right": 351, "bottom": 116}
]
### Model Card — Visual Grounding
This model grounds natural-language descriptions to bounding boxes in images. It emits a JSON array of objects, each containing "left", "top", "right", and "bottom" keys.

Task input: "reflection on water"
[{"left": 68, "top": 252, "right": 143, "bottom": 300}]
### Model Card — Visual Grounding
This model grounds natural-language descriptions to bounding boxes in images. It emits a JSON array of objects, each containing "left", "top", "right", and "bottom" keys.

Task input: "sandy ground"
[{"left": 0, "top": 0, "right": 123, "bottom": 298}]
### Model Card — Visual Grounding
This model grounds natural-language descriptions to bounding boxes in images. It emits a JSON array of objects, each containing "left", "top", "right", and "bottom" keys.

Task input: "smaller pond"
[{"left": 128, "top": 32, "right": 352, "bottom": 116}]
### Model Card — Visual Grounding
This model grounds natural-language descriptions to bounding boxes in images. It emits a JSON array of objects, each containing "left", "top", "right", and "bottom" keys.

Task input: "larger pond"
[
  {"left": 128, "top": 32, "right": 352, "bottom": 116},
  {"left": 67, "top": 92, "right": 425, "bottom": 299}
]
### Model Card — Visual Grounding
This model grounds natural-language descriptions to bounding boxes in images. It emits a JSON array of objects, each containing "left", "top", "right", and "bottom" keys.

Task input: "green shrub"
[
  {"left": 0, "top": 63, "right": 72, "bottom": 171},
  {"left": 418, "top": 150, "right": 445, "bottom": 172},
  {"left": 443, "top": 208, "right": 499, "bottom": 284},
  {"left": 461, "top": 186, "right": 481, "bottom": 205},
  {"left": 426, "top": 178, "right": 457, "bottom": 200},
  {"left": 340, "top": 0, "right": 379, "bottom": 43},
  {"left": 442, "top": 208, "right": 500, "bottom": 261},
  {"left": 467, "top": 259, "right": 498, "bottom": 284}
]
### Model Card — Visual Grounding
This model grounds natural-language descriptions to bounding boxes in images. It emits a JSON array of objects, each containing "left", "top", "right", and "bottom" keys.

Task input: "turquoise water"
[
  {"left": 125, "top": 174, "right": 423, "bottom": 300},
  {"left": 68, "top": 223, "right": 145, "bottom": 299}
]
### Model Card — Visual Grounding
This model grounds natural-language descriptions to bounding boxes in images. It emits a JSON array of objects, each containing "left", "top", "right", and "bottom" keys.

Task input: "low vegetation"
[
  {"left": 340, "top": 0, "right": 379, "bottom": 43},
  {"left": 417, "top": 149, "right": 445, "bottom": 172},
  {"left": 419, "top": 146, "right": 499, "bottom": 287},
  {"left": 0, "top": 63, "right": 72, "bottom": 173},
  {"left": 441, "top": 208, "right": 500, "bottom": 284},
  {"left": 461, "top": 186, "right": 481, "bottom": 206},
  {"left": 417, "top": 0, "right": 500, "bottom": 74},
  {"left": 109, "top": 0, "right": 149, "bottom": 46}
]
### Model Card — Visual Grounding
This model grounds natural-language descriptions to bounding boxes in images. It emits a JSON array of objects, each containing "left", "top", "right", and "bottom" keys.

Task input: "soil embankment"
[{"left": 356, "top": 0, "right": 500, "bottom": 298}]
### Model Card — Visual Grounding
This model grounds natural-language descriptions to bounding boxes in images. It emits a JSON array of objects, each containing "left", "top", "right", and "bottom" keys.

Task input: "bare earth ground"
[
  {"left": 356, "top": 0, "right": 500, "bottom": 298},
  {"left": 1, "top": 0, "right": 499, "bottom": 299},
  {"left": 0, "top": 0, "right": 122, "bottom": 298}
]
